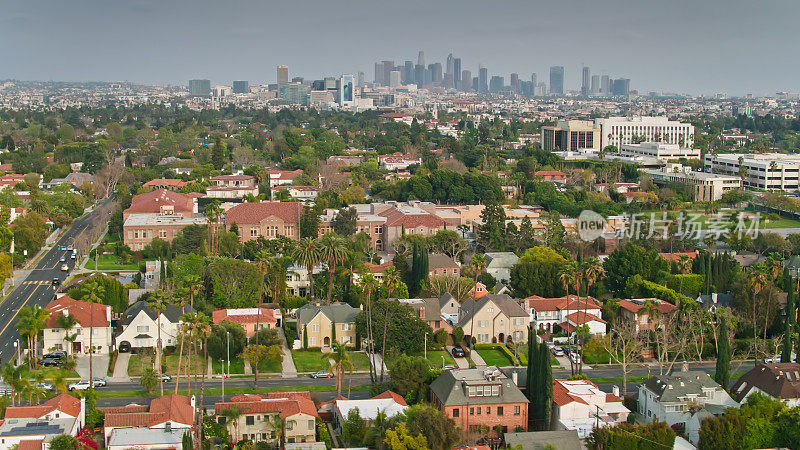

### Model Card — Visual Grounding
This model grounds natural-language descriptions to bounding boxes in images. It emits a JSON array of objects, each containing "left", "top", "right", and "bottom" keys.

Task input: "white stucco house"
[
  {"left": 115, "top": 300, "right": 194, "bottom": 350},
  {"left": 552, "top": 379, "right": 629, "bottom": 439},
  {"left": 43, "top": 295, "right": 113, "bottom": 355}
]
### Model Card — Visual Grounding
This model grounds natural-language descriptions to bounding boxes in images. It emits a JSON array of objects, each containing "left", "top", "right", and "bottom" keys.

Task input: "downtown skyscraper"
[{"left": 550, "top": 66, "right": 564, "bottom": 95}]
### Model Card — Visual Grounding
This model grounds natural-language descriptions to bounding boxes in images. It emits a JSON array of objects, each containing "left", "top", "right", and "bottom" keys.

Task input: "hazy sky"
[{"left": 1, "top": 0, "right": 797, "bottom": 96}]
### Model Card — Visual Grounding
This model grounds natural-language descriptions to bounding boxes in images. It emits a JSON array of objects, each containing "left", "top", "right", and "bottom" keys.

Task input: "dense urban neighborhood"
[{"left": 2, "top": 64, "right": 800, "bottom": 450}]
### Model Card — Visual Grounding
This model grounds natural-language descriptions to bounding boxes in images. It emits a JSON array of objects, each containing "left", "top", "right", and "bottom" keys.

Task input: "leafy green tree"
[
  {"left": 477, "top": 202, "right": 507, "bottom": 251},
  {"left": 355, "top": 300, "right": 432, "bottom": 355},
  {"left": 207, "top": 258, "right": 262, "bottom": 308},
  {"left": 342, "top": 407, "right": 368, "bottom": 447},
  {"left": 588, "top": 421, "right": 675, "bottom": 449},
  {"left": 388, "top": 354, "right": 430, "bottom": 400},
  {"left": 453, "top": 327, "right": 464, "bottom": 346},
  {"left": 211, "top": 135, "right": 226, "bottom": 170},
  {"left": 299, "top": 206, "right": 320, "bottom": 239},
  {"left": 783, "top": 266, "right": 796, "bottom": 363},
  {"left": 140, "top": 367, "right": 158, "bottom": 394},
  {"left": 404, "top": 403, "right": 460, "bottom": 450},
  {"left": 510, "top": 246, "right": 569, "bottom": 298},
  {"left": 332, "top": 207, "right": 358, "bottom": 236},
  {"left": 603, "top": 243, "right": 669, "bottom": 296},
  {"left": 49, "top": 434, "right": 80, "bottom": 450},
  {"left": 384, "top": 423, "right": 427, "bottom": 450},
  {"left": 207, "top": 321, "right": 247, "bottom": 361}
]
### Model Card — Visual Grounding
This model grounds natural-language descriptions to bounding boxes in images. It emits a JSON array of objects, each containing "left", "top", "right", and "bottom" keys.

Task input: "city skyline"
[{"left": 1, "top": 0, "right": 798, "bottom": 96}]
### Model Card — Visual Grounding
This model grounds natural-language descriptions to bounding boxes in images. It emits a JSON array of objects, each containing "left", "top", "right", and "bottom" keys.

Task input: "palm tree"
[
  {"left": 49, "top": 370, "right": 67, "bottom": 393},
  {"left": 184, "top": 274, "right": 204, "bottom": 310},
  {"left": 559, "top": 261, "right": 579, "bottom": 375},
  {"left": 293, "top": 237, "right": 322, "bottom": 301},
  {"left": 173, "top": 292, "right": 189, "bottom": 395},
  {"left": 579, "top": 258, "right": 603, "bottom": 373},
  {"left": 319, "top": 233, "right": 348, "bottom": 305},
  {"left": 55, "top": 313, "right": 78, "bottom": 360},
  {"left": 267, "top": 413, "right": 284, "bottom": 447},
  {"left": 1, "top": 364, "right": 24, "bottom": 406},
  {"left": 748, "top": 270, "right": 768, "bottom": 362},
  {"left": 221, "top": 404, "right": 245, "bottom": 443},
  {"left": 676, "top": 255, "right": 693, "bottom": 299},
  {"left": 326, "top": 342, "right": 353, "bottom": 397},
  {"left": 467, "top": 254, "right": 487, "bottom": 346},
  {"left": 379, "top": 267, "right": 401, "bottom": 382},
  {"left": 358, "top": 274, "right": 380, "bottom": 383},
  {"left": 195, "top": 314, "right": 212, "bottom": 444},
  {"left": 14, "top": 308, "right": 35, "bottom": 369},
  {"left": 149, "top": 289, "right": 170, "bottom": 397},
  {"left": 29, "top": 306, "right": 50, "bottom": 363},
  {"left": 83, "top": 279, "right": 105, "bottom": 386}
]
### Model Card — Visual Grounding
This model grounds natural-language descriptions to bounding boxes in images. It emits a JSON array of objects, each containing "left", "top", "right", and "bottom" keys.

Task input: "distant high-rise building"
[
  {"left": 389, "top": 71, "right": 401, "bottom": 88},
  {"left": 453, "top": 58, "right": 462, "bottom": 89},
  {"left": 382, "top": 61, "right": 394, "bottom": 88},
  {"left": 188, "top": 79, "right": 211, "bottom": 96},
  {"left": 232, "top": 81, "right": 249, "bottom": 94},
  {"left": 340, "top": 74, "right": 355, "bottom": 106},
  {"left": 601, "top": 75, "right": 611, "bottom": 95},
  {"left": 611, "top": 78, "right": 630, "bottom": 96},
  {"left": 581, "top": 66, "right": 590, "bottom": 95},
  {"left": 324, "top": 77, "right": 337, "bottom": 90},
  {"left": 291, "top": 76, "right": 304, "bottom": 84},
  {"left": 404, "top": 61, "right": 414, "bottom": 84},
  {"left": 550, "top": 66, "right": 564, "bottom": 95},
  {"left": 489, "top": 76, "right": 504, "bottom": 93},
  {"left": 510, "top": 73, "right": 519, "bottom": 93},
  {"left": 374, "top": 62, "right": 385, "bottom": 85},
  {"left": 443, "top": 73, "right": 454, "bottom": 89},
  {"left": 531, "top": 73, "right": 537, "bottom": 86},
  {"left": 590, "top": 75, "right": 600, "bottom": 94},
  {"left": 446, "top": 54, "right": 454, "bottom": 78},
  {"left": 357, "top": 71, "right": 365, "bottom": 87},
  {"left": 415, "top": 64, "right": 425, "bottom": 88},
  {"left": 461, "top": 70, "right": 472, "bottom": 91},
  {"left": 478, "top": 64, "right": 488, "bottom": 93},
  {"left": 279, "top": 82, "right": 307, "bottom": 105},
  {"left": 277, "top": 65, "right": 289, "bottom": 85},
  {"left": 417, "top": 51, "right": 425, "bottom": 67},
  {"left": 429, "top": 63, "right": 443, "bottom": 84}
]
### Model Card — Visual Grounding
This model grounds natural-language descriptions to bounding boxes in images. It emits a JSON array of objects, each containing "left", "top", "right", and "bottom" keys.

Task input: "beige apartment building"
[
  {"left": 214, "top": 392, "right": 318, "bottom": 444},
  {"left": 457, "top": 294, "right": 528, "bottom": 344},
  {"left": 295, "top": 303, "right": 360, "bottom": 349},
  {"left": 224, "top": 202, "right": 303, "bottom": 242}
]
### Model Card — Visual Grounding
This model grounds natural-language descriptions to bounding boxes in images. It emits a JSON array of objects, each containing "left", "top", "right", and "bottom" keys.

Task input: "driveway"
[
  {"left": 75, "top": 354, "right": 109, "bottom": 380},
  {"left": 277, "top": 328, "right": 297, "bottom": 378},
  {"left": 111, "top": 352, "right": 131, "bottom": 382},
  {"left": 446, "top": 346, "right": 469, "bottom": 369}
]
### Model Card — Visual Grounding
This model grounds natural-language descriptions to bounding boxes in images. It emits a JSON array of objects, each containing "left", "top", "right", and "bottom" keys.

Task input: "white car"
[
  {"left": 61, "top": 264, "right": 69, "bottom": 271},
  {"left": 68, "top": 380, "right": 91, "bottom": 391},
  {"left": 92, "top": 378, "right": 107, "bottom": 387},
  {"left": 161, "top": 374, "right": 172, "bottom": 382}
]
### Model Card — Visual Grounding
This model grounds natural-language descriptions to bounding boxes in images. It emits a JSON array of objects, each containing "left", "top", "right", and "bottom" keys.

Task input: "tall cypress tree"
[
  {"left": 715, "top": 316, "right": 731, "bottom": 390},
  {"left": 525, "top": 330, "right": 539, "bottom": 429},
  {"left": 783, "top": 267, "right": 795, "bottom": 363},
  {"left": 537, "top": 341, "right": 553, "bottom": 430}
]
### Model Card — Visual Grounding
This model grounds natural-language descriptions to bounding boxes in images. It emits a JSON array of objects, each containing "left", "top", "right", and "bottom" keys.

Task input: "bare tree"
[
  {"left": 93, "top": 153, "right": 125, "bottom": 199},
  {"left": 601, "top": 318, "right": 644, "bottom": 395},
  {"left": 686, "top": 308, "right": 708, "bottom": 362},
  {"left": 652, "top": 312, "right": 689, "bottom": 375}
]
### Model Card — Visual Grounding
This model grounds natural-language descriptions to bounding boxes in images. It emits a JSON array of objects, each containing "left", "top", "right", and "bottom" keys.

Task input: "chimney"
[
  {"left": 165, "top": 421, "right": 171, "bottom": 432},
  {"left": 511, "top": 371, "right": 518, "bottom": 385},
  {"left": 613, "top": 385, "right": 620, "bottom": 397},
  {"left": 682, "top": 361, "right": 689, "bottom": 372},
  {"left": 106, "top": 305, "right": 112, "bottom": 323}
]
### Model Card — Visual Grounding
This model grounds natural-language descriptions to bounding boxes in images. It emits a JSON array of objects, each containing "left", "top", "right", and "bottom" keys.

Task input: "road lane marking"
[{"left": 0, "top": 283, "right": 45, "bottom": 337}]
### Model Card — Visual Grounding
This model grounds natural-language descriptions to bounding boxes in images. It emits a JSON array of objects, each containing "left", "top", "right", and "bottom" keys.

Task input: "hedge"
[
  {"left": 625, "top": 274, "right": 695, "bottom": 306},
  {"left": 666, "top": 274, "right": 706, "bottom": 297},
  {"left": 474, "top": 343, "right": 518, "bottom": 366}
]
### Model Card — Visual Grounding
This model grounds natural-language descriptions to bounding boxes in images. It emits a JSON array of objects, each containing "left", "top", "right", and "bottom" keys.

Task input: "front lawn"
[
  {"left": 90, "top": 253, "right": 138, "bottom": 271},
  {"left": 20, "top": 366, "right": 79, "bottom": 380},
  {"left": 129, "top": 353, "right": 210, "bottom": 377},
  {"left": 475, "top": 349, "right": 515, "bottom": 367},
  {"left": 411, "top": 351, "right": 456, "bottom": 368},
  {"left": 517, "top": 344, "right": 560, "bottom": 366},
  {"left": 291, "top": 350, "right": 370, "bottom": 373}
]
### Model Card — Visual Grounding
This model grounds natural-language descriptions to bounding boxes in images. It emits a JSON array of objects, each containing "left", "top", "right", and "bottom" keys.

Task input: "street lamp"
[
  {"left": 226, "top": 331, "right": 230, "bottom": 380},
  {"left": 13, "top": 340, "right": 19, "bottom": 365},
  {"left": 221, "top": 358, "right": 225, "bottom": 397},
  {"left": 424, "top": 332, "right": 428, "bottom": 361},
  {"left": 441, "top": 355, "right": 445, "bottom": 368}
]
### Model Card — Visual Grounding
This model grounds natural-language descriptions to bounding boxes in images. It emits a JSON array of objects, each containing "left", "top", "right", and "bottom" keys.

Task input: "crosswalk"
[{"left": 21, "top": 280, "right": 51, "bottom": 286}]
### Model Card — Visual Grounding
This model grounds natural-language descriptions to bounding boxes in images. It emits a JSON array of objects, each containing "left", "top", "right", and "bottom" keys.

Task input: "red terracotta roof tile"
[
  {"left": 46, "top": 296, "right": 110, "bottom": 328},
  {"left": 224, "top": 202, "right": 302, "bottom": 226}
]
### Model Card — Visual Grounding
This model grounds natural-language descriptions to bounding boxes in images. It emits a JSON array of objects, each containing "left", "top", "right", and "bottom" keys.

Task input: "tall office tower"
[
  {"left": 415, "top": 64, "right": 425, "bottom": 88},
  {"left": 374, "top": 62, "right": 385, "bottom": 85},
  {"left": 382, "top": 61, "right": 394, "bottom": 88},
  {"left": 520, "top": 81, "right": 533, "bottom": 96},
  {"left": 590, "top": 75, "right": 600, "bottom": 94},
  {"left": 404, "top": 61, "right": 414, "bottom": 84},
  {"left": 461, "top": 70, "right": 472, "bottom": 90},
  {"left": 429, "top": 63, "right": 443, "bottom": 84},
  {"left": 277, "top": 65, "right": 289, "bottom": 85},
  {"left": 531, "top": 73, "right": 537, "bottom": 86},
  {"left": 424, "top": 67, "right": 433, "bottom": 85},
  {"left": 453, "top": 58, "right": 462, "bottom": 89},
  {"left": 291, "top": 76, "right": 304, "bottom": 84},
  {"left": 443, "top": 73, "right": 454, "bottom": 89},
  {"left": 510, "top": 73, "right": 519, "bottom": 93},
  {"left": 446, "top": 53, "right": 454, "bottom": 78},
  {"left": 417, "top": 51, "right": 425, "bottom": 67},
  {"left": 472, "top": 77, "right": 479, "bottom": 92},
  {"left": 339, "top": 74, "right": 355, "bottom": 106},
  {"left": 478, "top": 64, "right": 488, "bottom": 93},
  {"left": 489, "top": 76, "right": 504, "bottom": 92},
  {"left": 232, "top": 81, "right": 249, "bottom": 94},
  {"left": 581, "top": 66, "right": 590, "bottom": 95},
  {"left": 601, "top": 75, "right": 610, "bottom": 95},
  {"left": 188, "top": 79, "right": 211, "bottom": 96},
  {"left": 611, "top": 78, "right": 630, "bottom": 96},
  {"left": 549, "top": 66, "right": 564, "bottom": 95},
  {"left": 324, "top": 77, "right": 337, "bottom": 90},
  {"left": 357, "top": 72, "right": 365, "bottom": 87},
  {"left": 389, "top": 71, "right": 401, "bottom": 87},
  {"left": 311, "top": 80, "right": 325, "bottom": 91}
]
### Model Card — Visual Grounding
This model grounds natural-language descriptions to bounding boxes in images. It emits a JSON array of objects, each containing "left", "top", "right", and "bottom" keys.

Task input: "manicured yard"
[
  {"left": 127, "top": 354, "right": 152, "bottom": 377},
  {"left": 20, "top": 366, "right": 79, "bottom": 379},
  {"left": 761, "top": 217, "right": 800, "bottom": 228},
  {"left": 291, "top": 350, "right": 370, "bottom": 372},
  {"left": 410, "top": 350, "right": 456, "bottom": 368},
  {"left": 211, "top": 356, "right": 282, "bottom": 375},
  {"left": 90, "top": 253, "right": 138, "bottom": 271},
  {"left": 518, "top": 344, "right": 560, "bottom": 366},
  {"left": 475, "top": 349, "right": 515, "bottom": 367}
]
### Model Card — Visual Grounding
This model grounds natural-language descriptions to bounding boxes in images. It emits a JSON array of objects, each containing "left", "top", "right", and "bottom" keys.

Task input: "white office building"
[
  {"left": 595, "top": 116, "right": 694, "bottom": 149},
  {"left": 620, "top": 142, "right": 700, "bottom": 161},
  {"left": 704, "top": 152, "right": 800, "bottom": 192},
  {"left": 643, "top": 164, "right": 742, "bottom": 201}
]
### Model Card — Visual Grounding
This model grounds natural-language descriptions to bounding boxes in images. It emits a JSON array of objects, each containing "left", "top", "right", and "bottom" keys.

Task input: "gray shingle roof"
[
  {"left": 643, "top": 371, "right": 723, "bottom": 402},
  {"left": 457, "top": 294, "right": 527, "bottom": 327},
  {"left": 429, "top": 365, "right": 529, "bottom": 406},
  {"left": 296, "top": 303, "right": 360, "bottom": 326},
  {"left": 427, "top": 253, "right": 459, "bottom": 270},
  {"left": 122, "top": 300, "right": 194, "bottom": 327}
]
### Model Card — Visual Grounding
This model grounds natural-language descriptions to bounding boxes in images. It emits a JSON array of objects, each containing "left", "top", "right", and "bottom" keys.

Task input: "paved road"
[{"left": 0, "top": 197, "right": 115, "bottom": 364}]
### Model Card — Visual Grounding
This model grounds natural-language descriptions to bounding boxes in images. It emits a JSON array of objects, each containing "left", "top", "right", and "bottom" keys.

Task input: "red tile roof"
[
  {"left": 123, "top": 189, "right": 195, "bottom": 219},
  {"left": 552, "top": 380, "right": 588, "bottom": 407},
  {"left": 658, "top": 251, "right": 699, "bottom": 262},
  {"left": 4, "top": 394, "right": 81, "bottom": 419},
  {"left": 365, "top": 262, "right": 394, "bottom": 274},
  {"left": 214, "top": 391, "right": 318, "bottom": 419},
  {"left": 142, "top": 179, "right": 193, "bottom": 188},
  {"left": 617, "top": 299, "right": 677, "bottom": 315},
  {"left": 17, "top": 440, "right": 43, "bottom": 450},
  {"left": 46, "top": 296, "right": 110, "bottom": 328},
  {"left": 224, "top": 201, "right": 302, "bottom": 227},
  {"left": 266, "top": 169, "right": 303, "bottom": 181},
  {"left": 563, "top": 311, "right": 607, "bottom": 325},
  {"left": 371, "top": 390, "right": 408, "bottom": 406},
  {"left": 521, "top": 295, "right": 601, "bottom": 312},
  {"left": 379, "top": 208, "right": 445, "bottom": 229},
  {"left": 103, "top": 394, "right": 194, "bottom": 428},
  {"left": 212, "top": 308, "right": 278, "bottom": 327}
]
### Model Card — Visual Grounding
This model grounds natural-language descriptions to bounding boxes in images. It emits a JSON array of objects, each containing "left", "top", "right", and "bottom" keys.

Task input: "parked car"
[
  {"left": 60, "top": 264, "right": 69, "bottom": 271},
  {"left": 67, "top": 246, "right": 73, "bottom": 251},
  {"left": 59, "top": 256, "right": 66, "bottom": 262},
  {"left": 160, "top": 374, "right": 172, "bottom": 382},
  {"left": 52, "top": 278, "right": 60, "bottom": 286},
  {"left": 44, "top": 351, "right": 66, "bottom": 359},
  {"left": 309, "top": 370, "right": 329, "bottom": 379},
  {"left": 38, "top": 358, "right": 61, "bottom": 367},
  {"left": 92, "top": 378, "right": 107, "bottom": 387},
  {"left": 451, "top": 347, "right": 466, "bottom": 357},
  {"left": 36, "top": 382, "right": 55, "bottom": 391},
  {"left": 443, "top": 364, "right": 457, "bottom": 370},
  {"left": 68, "top": 381, "right": 91, "bottom": 391},
  {"left": 763, "top": 355, "right": 781, "bottom": 364},
  {"left": 70, "top": 253, "right": 76, "bottom": 260},
  {"left": 118, "top": 341, "right": 131, "bottom": 353}
]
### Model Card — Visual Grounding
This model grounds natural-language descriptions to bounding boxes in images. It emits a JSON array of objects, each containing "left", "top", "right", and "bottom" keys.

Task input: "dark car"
[
  {"left": 38, "top": 358, "right": 61, "bottom": 367},
  {"left": 451, "top": 347, "right": 466, "bottom": 357},
  {"left": 52, "top": 278, "right": 60, "bottom": 286},
  {"left": 118, "top": 342, "right": 131, "bottom": 353},
  {"left": 44, "top": 351, "right": 66, "bottom": 359}
]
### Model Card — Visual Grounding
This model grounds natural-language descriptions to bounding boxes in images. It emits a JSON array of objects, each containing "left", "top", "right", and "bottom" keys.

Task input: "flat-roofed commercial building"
[
  {"left": 541, "top": 120, "right": 600, "bottom": 152},
  {"left": 595, "top": 116, "right": 694, "bottom": 149},
  {"left": 704, "top": 152, "right": 800, "bottom": 192},
  {"left": 620, "top": 142, "right": 701, "bottom": 161}
]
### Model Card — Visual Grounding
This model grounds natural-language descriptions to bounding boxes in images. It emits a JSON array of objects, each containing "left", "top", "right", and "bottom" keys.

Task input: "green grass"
[
  {"left": 291, "top": 350, "right": 370, "bottom": 373},
  {"left": 761, "top": 217, "right": 800, "bottom": 228},
  {"left": 20, "top": 366, "right": 79, "bottom": 380},
  {"left": 475, "top": 349, "right": 515, "bottom": 367},
  {"left": 410, "top": 350, "right": 456, "bottom": 368},
  {"left": 93, "top": 384, "right": 373, "bottom": 399},
  {"left": 212, "top": 357, "right": 245, "bottom": 375},
  {"left": 517, "top": 344, "right": 560, "bottom": 366},
  {"left": 90, "top": 254, "right": 138, "bottom": 271}
]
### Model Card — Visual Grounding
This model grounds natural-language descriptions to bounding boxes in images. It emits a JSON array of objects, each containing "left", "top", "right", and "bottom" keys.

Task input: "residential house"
[
  {"left": 123, "top": 189, "right": 198, "bottom": 222},
  {"left": 378, "top": 155, "right": 422, "bottom": 171},
  {"left": 504, "top": 431, "right": 583, "bottom": 450},
  {"left": 207, "top": 174, "right": 259, "bottom": 199},
  {"left": 594, "top": 182, "right": 640, "bottom": 195},
  {"left": 212, "top": 307, "right": 282, "bottom": 337},
  {"left": 457, "top": 294, "right": 528, "bottom": 344},
  {"left": 358, "top": 261, "right": 394, "bottom": 283},
  {"left": 428, "top": 253, "right": 461, "bottom": 277},
  {"left": 319, "top": 207, "right": 387, "bottom": 251},
  {"left": 214, "top": 392, "right": 318, "bottom": 444},
  {"left": 43, "top": 295, "right": 112, "bottom": 355},
  {"left": 395, "top": 298, "right": 452, "bottom": 334},
  {"left": 377, "top": 203, "right": 446, "bottom": 252},
  {"left": 730, "top": 363, "right": 800, "bottom": 407},
  {"left": 123, "top": 189, "right": 204, "bottom": 249},
  {"left": 429, "top": 366, "right": 530, "bottom": 434},
  {"left": 484, "top": 252, "right": 519, "bottom": 284},
  {"left": 295, "top": 303, "right": 359, "bottom": 349},
  {"left": 285, "top": 265, "right": 323, "bottom": 298},
  {"left": 519, "top": 295, "right": 604, "bottom": 335},
  {"left": 0, "top": 394, "right": 84, "bottom": 450},
  {"left": 327, "top": 155, "right": 362, "bottom": 166},
  {"left": 552, "top": 380, "right": 629, "bottom": 438},
  {"left": 107, "top": 428, "right": 188, "bottom": 450},
  {"left": 224, "top": 202, "right": 302, "bottom": 243},
  {"left": 115, "top": 300, "right": 194, "bottom": 351},
  {"left": 266, "top": 169, "right": 303, "bottom": 188},
  {"left": 271, "top": 185, "right": 320, "bottom": 201},
  {"left": 100, "top": 394, "right": 195, "bottom": 447},
  {"left": 438, "top": 293, "right": 461, "bottom": 325},
  {"left": 332, "top": 391, "right": 408, "bottom": 435},
  {"left": 0, "top": 174, "right": 30, "bottom": 190},
  {"left": 617, "top": 298, "right": 677, "bottom": 333},
  {"left": 142, "top": 179, "right": 194, "bottom": 190},
  {"left": 535, "top": 170, "right": 567, "bottom": 182},
  {"left": 638, "top": 371, "right": 739, "bottom": 444},
  {"left": 468, "top": 282, "right": 490, "bottom": 300},
  {"left": 42, "top": 172, "right": 93, "bottom": 192}
]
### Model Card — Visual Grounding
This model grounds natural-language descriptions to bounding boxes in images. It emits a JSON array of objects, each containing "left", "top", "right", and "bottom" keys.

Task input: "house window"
[
  {"left": 492, "top": 385, "right": 500, "bottom": 396},
  {"left": 159, "top": 230, "right": 167, "bottom": 238},
  {"left": 470, "top": 408, "right": 474, "bottom": 415},
  {"left": 477, "top": 407, "right": 481, "bottom": 415},
  {"left": 478, "top": 320, "right": 488, "bottom": 328},
  {"left": 488, "top": 307, "right": 494, "bottom": 313},
  {"left": 246, "top": 416, "right": 254, "bottom": 426},
  {"left": 486, "top": 407, "right": 491, "bottom": 415},
  {"left": 137, "top": 326, "right": 149, "bottom": 332},
  {"left": 310, "top": 337, "right": 316, "bottom": 346},
  {"left": 497, "top": 407, "right": 504, "bottom": 416},
  {"left": 312, "top": 324, "right": 319, "bottom": 332},
  {"left": 468, "top": 386, "right": 476, "bottom": 397},
  {"left": 218, "top": 417, "right": 227, "bottom": 424},
  {"left": 342, "top": 323, "right": 351, "bottom": 331},
  {"left": 308, "top": 420, "right": 314, "bottom": 429},
  {"left": 514, "top": 406, "right": 520, "bottom": 415},
  {"left": 514, "top": 318, "right": 524, "bottom": 326},
  {"left": 250, "top": 228, "right": 259, "bottom": 237},
  {"left": 453, "top": 409, "right": 459, "bottom": 417},
  {"left": 286, "top": 421, "right": 295, "bottom": 430}
]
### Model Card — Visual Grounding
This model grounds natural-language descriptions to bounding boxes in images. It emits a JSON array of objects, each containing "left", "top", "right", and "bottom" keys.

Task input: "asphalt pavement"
[{"left": 0, "top": 197, "right": 115, "bottom": 365}]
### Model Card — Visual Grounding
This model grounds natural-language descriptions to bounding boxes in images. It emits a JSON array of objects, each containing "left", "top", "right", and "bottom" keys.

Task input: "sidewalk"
[
  {"left": 470, "top": 348, "right": 487, "bottom": 366},
  {"left": 367, "top": 352, "right": 388, "bottom": 374},
  {"left": 277, "top": 328, "right": 297, "bottom": 378}
]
